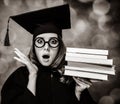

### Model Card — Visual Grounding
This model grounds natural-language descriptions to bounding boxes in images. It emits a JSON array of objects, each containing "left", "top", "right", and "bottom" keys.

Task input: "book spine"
[
  {"left": 66, "top": 52, "right": 108, "bottom": 59},
  {"left": 65, "top": 66, "right": 115, "bottom": 75},
  {"left": 67, "top": 47, "right": 108, "bottom": 55},
  {"left": 64, "top": 69, "right": 108, "bottom": 80},
  {"left": 65, "top": 56, "right": 113, "bottom": 66}
]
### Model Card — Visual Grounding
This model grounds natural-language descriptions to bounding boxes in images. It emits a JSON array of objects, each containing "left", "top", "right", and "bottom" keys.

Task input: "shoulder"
[
  {"left": 14, "top": 66, "right": 28, "bottom": 76},
  {"left": 1, "top": 66, "right": 31, "bottom": 101},
  {"left": 2, "top": 66, "right": 29, "bottom": 89},
  {"left": 8, "top": 66, "right": 29, "bottom": 81}
]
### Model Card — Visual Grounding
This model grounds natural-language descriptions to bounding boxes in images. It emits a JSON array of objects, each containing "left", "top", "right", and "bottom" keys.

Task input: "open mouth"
[{"left": 42, "top": 55, "right": 50, "bottom": 59}]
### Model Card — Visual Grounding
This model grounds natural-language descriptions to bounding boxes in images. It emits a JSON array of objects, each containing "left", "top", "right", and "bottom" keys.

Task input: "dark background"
[{"left": 0, "top": 0, "right": 120, "bottom": 104}]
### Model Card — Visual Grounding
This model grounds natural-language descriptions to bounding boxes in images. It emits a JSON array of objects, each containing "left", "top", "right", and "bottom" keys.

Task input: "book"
[
  {"left": 67, "top": 47, "right": 108, "bottom": 55},
  {"left": 64, "top": 69, "right": 108, "bottom": 80},
  {"left": 65, "top": 65, "right": 115, "bottom": 75},
  {"left": 65, "top": 56, "right": 113, "bottom": 66},
  {"left": 66, "top": 61, "right": 115, "bottom": 74},
  {"left": 66, "top": 52, "right": 108, "bottom": 59}
]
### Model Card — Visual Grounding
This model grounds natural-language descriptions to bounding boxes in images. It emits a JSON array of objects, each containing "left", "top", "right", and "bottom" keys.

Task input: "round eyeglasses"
[{"left": 34, "top": 37, "right": 59, "bottom": 48}]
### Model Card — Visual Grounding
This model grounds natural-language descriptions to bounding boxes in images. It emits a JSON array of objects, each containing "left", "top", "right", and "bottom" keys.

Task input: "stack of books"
[{"left": 64, "top": 47, "right": 115, "bottom": 80}]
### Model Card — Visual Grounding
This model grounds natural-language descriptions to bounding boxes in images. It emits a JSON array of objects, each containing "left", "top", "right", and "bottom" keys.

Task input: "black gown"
[{"left": 1, "top": 66, "right": 97, "bottom": 104}]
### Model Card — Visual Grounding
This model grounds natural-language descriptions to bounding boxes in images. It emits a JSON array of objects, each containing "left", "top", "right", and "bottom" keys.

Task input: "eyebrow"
[{"left": 35, "top": 36, "right": 58, "bottom": 39}]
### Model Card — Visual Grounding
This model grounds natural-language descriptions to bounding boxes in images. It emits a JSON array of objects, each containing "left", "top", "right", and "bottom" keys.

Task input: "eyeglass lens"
[{"left": 34, "top": 37, "right": 59, "bottom": 48}]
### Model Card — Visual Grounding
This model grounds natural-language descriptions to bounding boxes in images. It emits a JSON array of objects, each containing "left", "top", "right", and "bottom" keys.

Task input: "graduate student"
[{"left": 1, "top": 4, "right": 96, "bottom": 104}]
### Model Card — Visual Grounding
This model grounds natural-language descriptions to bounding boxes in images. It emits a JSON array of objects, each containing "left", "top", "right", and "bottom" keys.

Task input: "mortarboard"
[{"left": 4, "top": 4, "right": 71, "bottom": 46}]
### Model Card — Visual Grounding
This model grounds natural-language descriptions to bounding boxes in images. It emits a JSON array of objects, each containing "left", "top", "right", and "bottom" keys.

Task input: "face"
[{"left": 34, "top": 33, "right": 59, "bottom": 66}]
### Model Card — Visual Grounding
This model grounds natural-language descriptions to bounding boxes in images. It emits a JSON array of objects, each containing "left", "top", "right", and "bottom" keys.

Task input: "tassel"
[{"left": 4, "top": 17, "right": 10, "bottom": 46}]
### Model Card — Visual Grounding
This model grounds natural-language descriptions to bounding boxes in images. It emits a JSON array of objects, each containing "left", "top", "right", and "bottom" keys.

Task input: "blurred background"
[{"left": 0, "top": 0, "right": 120, "bottom": 104}]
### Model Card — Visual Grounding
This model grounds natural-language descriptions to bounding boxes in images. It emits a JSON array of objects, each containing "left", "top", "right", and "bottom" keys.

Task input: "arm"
[
  {"left": 1, "top": 48, "right": 38, "bottom": 104},
  {"left": 1, "top": 67, "right": 37, "bottom": 104},
  {"left": 73, "top": 77, "right": 92, "bottom": 100},
  {"left": 14, "top": 48, "right": 38, "bottom": 95},
  {"left": 27, "top": 70, "right": 37, "bottom": 95}
]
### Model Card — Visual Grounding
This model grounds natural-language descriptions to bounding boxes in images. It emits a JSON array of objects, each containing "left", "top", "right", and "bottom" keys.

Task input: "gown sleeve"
[
  {"left": 1, "top": 66, "right": 37, "bottom": 104},
  {"left": 78, "top": 88, "right": 97, "bottom": 104}
]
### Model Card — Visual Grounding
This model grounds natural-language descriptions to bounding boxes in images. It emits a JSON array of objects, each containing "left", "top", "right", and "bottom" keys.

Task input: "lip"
[
  {"left": 42, "top": 54, "right": 50, "bottom": 62},
  {"left": 42, "top": 55, "right": 50, "bottom": 59}
]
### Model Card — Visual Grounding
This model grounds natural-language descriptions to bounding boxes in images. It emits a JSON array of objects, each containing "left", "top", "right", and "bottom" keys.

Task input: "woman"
[{"left": 1, "top": 4, "right": 96, "bottom": 104}]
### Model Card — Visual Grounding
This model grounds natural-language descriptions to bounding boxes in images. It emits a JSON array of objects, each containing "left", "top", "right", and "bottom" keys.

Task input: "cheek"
[
  {"left": 50, "top": 48, "right": 58, "bottom": 59},
  {"left": 35, "top": 48, "right": 42, "bottom": 59}
]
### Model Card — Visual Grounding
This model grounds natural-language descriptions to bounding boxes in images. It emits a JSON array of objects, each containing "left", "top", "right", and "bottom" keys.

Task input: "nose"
[{"left": 44, "top": 43, "right": 50, "bottom": 51}]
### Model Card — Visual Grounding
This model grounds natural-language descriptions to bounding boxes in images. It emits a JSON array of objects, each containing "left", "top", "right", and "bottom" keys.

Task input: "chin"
[{"left": 41, "top": 62, "right": 51, "bottom": 67}]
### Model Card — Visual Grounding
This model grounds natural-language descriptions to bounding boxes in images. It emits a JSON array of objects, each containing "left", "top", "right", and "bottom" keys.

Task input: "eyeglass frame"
[{"left": 34, "top": 37, "right": 60, "bottom": 48}]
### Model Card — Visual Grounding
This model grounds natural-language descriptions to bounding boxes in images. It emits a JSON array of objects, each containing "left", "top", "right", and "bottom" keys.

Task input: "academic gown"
[{"left": 1, "top": 66, "right": 97, "bottom": 104}]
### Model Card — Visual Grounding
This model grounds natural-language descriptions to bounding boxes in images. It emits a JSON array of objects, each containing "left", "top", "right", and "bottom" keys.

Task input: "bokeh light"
[
  {"left": 98, "top": 96, "right": 114, "bottom": 104},
  {"left": 93, "top": 0, "right": 110, "bottom": 15},
  {"left": 1, "top": 0, "right": 120, "bottom": 103},
  {"left": 98, "top": 15, "right": 111, "bottom": 32}
]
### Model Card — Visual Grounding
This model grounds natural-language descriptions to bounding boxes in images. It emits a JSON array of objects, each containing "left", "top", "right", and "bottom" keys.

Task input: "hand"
[
  {"left": 73, "top": 77, "right": 92, "bottom": 100},
  {"left": 73, "top": 77, "right": 92, "bottom": 92},
  {"left": 14, "top": 48, "right": 38, "bottom": 74}
]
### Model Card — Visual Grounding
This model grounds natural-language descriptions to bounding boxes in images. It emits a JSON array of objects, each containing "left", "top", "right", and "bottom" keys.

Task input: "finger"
[
  {"left": 73, "top": 77, "right": 81, "bottom": 85},
  {"left": 14, "top": 51, "right": 29, "bottom": 65},
  {"left": 14, "top": 48, "right": 25, "bottom": 58},
  {"left": 13, "top": 57, "right": 25, "bottom": 64},
  {"left": 14, "top": 50, "right": 24, "bottom": 59},
  {"left": 14, "top": 48, "right": 21, "bottom": 52},
  {"left": 73, "top": 77, "right": 80, "bottom": 82},
  {"left": 75, "top": 79, "right": 90, "bottom": 88},
  {"left": 73, "top": 77, "right": 92, "bottom": 86},
  {"left": 75, "top": 77, "right": 92, "bottom": 84},
  {"left": 14, "top": 49, "right": 27, "bottom": 60}
]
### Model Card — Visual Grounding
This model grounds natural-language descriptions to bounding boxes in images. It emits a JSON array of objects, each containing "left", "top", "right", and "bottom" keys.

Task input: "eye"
[
  {"left": 37, "top": 38, "right": 44, "bottom": 44},
  {"left": 50, "top": 38, "right": 58, "bottom": 44},
  {"left": 49, "top": 38, "right": 59, "bottom": 48},
  {"left": 35, "top": 37, "right": 44, "bottom": 48}
]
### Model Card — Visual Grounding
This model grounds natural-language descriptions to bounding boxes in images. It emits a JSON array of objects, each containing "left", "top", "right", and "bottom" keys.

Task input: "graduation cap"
[{"left": 4, "top": 4, "right": 71, "bottom": 46}]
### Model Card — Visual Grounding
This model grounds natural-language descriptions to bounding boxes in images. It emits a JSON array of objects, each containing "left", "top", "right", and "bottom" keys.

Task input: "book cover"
[
  {"left": 67, "top": 47, "right": 108, "bottom": 55},
  {"left": 65, "top": 56, "right": 113, "bottom": 66},
  {"left": 65, "top": 65, "right": 115, "bottom": 75},
  {"left": 66, "top": 52, "right": 108, "bottom": 59},
  {"left": 64, "top": 69, "right": 108, "bottom": 80}
]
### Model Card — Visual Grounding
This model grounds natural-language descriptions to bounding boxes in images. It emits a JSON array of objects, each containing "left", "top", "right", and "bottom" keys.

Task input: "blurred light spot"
[
  {"left": 107, "top": 32, "right": 120, "bottom": 49},
  {"left": 98, "top": 15, "right": 111, "bottom": 32},
  {"left": 93, "top": 0, "right": 110, "bottom": 15},
  {"left": 3, "top": 0, "right": 9, "bottom": 6},
  {"left": 70, "top": 7, "right": 77, "bottom": 26},
  {"left": 98, "top": 96, "right": 114, "bottom": 104},
  {"left": 72, "top": 19, "right": 89, "bottom": 36},
  {"left": 91, "top": 34, "right": 109, "bottom": 49},
  {"left": 110, "top": 88, "right": 120, "bottom": 103},
  {"left": 89, "top": 11, "right": 99, "bottom": 21}
]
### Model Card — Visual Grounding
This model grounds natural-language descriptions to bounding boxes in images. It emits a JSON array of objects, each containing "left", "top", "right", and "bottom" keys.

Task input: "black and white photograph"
[{"left": 0, "top": 0, "right": 120, "bottom": 104}]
